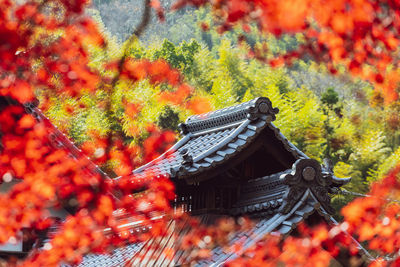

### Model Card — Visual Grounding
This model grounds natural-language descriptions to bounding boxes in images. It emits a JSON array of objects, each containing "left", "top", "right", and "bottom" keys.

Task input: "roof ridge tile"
[{"left": 179, "top": 97, "right": 278, "bottom": 134}]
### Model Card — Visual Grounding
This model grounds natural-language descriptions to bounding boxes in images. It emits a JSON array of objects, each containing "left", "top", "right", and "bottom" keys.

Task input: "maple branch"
[
  {"left": 99, "top": 0, "right": 152, "bottom": 169},
  {"left": 110, "top": 0, "right": 151, "bottom": 89},
  {"left": 132, "top": 0, "right": 152, "bottom": 38}
]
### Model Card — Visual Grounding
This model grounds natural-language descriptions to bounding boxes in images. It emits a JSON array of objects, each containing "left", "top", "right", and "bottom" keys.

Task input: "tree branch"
[
  {"left": 133, "top": 0, "right": 152, "bottom": 39},
  {"left": 101, "top": 0, "right": 153, "bottom": 181},
  {"left": 110, "top": 0, "right": 152, "bottom": 89}
]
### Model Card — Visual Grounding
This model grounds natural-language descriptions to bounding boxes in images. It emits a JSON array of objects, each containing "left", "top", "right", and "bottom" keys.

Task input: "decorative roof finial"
[{"left": 279, "top": 158, "right": 350, "bottom": 215}]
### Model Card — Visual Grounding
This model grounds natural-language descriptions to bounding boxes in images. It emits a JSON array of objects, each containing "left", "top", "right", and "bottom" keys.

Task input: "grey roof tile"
[{"left": 69, "top": 243, "right": 143, "bottom": 267}]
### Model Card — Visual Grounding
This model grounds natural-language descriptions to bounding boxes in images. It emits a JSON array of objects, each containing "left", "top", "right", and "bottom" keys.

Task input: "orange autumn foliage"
[{"left": 175, "top": 0, "right": 400, "bottom": 103}]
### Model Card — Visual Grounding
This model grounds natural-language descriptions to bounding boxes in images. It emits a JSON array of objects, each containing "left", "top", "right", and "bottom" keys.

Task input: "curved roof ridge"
[
  {"left": 130, "top": 133, "right": 192, "bottom": 175},
  {"left": 179, "top": 97, "right": 279, "bottom": 134}
]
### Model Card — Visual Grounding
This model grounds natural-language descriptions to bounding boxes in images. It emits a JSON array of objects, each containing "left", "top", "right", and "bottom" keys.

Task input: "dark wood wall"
[{"left": 174, "top": 128, "right": 298, "bottom": 216}]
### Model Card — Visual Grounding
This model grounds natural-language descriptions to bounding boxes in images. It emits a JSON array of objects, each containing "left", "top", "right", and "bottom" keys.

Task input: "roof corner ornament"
[
  {"left": 279, "top": 158, "right": 349, "bottom": 215},
  {"left": 246, "top": 97, "right": 279, "bottom": 122}
]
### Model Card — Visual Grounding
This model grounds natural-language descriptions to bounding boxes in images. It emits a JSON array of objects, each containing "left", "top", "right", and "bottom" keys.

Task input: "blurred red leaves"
[
  {"left": 177, "top": 0, "right": 400, "bottom": 103},
  {"left": 340, "top": 167, "right": 400, "bottom": 258},
  {"left": 150, "top": 0, "right": 165, "bottom": 21},
  {"left": 122, "top": 59, "right": 181, "bottom": 86},
  {"left": 143, "top": 125, "right": 176, "bottom": 162},
  {"left": 186, "top": 96, "right": 212, "bottom": 114},
  {"left": 0, "top": 103, "right": 179, "bottom": 265}
]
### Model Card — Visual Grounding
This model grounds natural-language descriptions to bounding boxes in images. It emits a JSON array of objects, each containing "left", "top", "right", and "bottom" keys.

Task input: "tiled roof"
[
  {"left": 121, "top": 157, "right": 349, "bottom": 266},
  {"left": 71, "top": 243, "right": 143, "bottom": 267},
  {"left": 119, "top": 97, "right": 307, "bottom": 183},
  {"left": 117, "top": 189, "right": 330, "bottom": 267},
  {"left": 197, "top": 192, "right": 321, "bottom": 266}
]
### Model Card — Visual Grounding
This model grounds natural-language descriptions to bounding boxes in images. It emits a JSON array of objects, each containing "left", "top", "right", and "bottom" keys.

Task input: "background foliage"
[{"left": 49, "top": 3, "right": 400, "bottom": 201}]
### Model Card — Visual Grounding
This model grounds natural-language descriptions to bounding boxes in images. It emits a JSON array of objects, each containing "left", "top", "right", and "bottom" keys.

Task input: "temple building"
[
  {"left": 78, "top": 97, "right": 351, "bottom": 266},
  {"left": 0, "top": 97, "right": 351, "bottom": 266}
]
